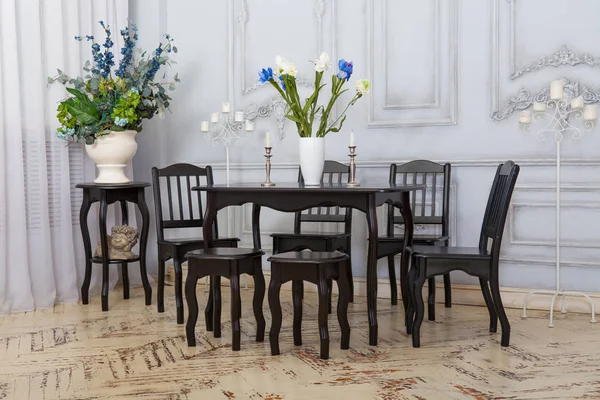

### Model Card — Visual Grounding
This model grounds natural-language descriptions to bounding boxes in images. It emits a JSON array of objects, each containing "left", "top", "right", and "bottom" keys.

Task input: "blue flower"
[
  {"left": 337, "top": 59, "right": 353, "bottom": 81},
  {"left": 278, "top": 75, "right": 286, "bottom": 91},
  {"left": 258, "top": 67, "right": 273, "bottom": 83},
  {"left": 116, "top": 25, "right": 137, "bottom": 77},
  {"left": 114, "top": 117, "right": 129, "bottom": 127}
]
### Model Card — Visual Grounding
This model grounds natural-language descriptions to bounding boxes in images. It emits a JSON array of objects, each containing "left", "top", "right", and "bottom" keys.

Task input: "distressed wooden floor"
[{"left": 1, "top": 286, "right": 599, "bottom": 400}]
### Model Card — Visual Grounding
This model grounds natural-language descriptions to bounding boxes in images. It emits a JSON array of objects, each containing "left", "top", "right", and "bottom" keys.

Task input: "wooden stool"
[
  {"left": 185, "top": 248, "right": 265, "bottom": 351},
  {"left": 268, "top": 251, "right": 351, "bottom": 360}
]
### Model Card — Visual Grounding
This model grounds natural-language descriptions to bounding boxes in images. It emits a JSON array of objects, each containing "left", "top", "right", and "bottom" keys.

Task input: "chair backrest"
[
  {"left": 478, "top": 160, "right": 520, "bottom": 257},
  {"left": 151, "top": 163, "right": 217, "bottom": 242},
  {"left": 295, "top": 160, "right": 352, "bottom": 234},
  {"left": 388, "top": 160, "right": 451, "bottom": 236}
]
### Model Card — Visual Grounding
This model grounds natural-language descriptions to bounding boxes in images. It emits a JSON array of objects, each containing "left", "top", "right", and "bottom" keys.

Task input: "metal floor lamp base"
[{"left": 522, "top": 290, "right": 597, "bottom": 327}]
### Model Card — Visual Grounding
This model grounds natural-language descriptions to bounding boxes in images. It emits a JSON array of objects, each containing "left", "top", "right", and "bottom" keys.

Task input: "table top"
[
  {"left": 76, "top": 182, "right": 151, "bottom": 189},
  {"left": 192, "top": 182, "right": 426, "bottom": 193}
]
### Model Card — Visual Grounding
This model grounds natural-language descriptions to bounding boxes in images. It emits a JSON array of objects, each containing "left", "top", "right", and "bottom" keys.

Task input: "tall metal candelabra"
[
  {"left": 519, "top": 79, "right": 598, "bottom": 327},
  {"left": 201, "top": 103, "right": 254, "bottom": 184}
]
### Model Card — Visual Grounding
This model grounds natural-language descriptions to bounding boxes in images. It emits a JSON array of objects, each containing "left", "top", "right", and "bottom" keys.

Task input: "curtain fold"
[{"left": 0, "top": 0, "right": 151, "bottom": 315}]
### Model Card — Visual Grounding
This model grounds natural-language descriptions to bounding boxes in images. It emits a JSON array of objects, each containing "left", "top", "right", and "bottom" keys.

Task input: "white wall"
[{"left": 132, "top": 0, "right": 600, "bottom": 292}]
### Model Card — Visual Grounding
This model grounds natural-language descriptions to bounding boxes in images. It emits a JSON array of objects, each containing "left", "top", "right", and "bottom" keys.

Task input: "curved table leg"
[
  {"left": 120, "top": 201, "right": 130, "bottom": 300},
  {"left": 365, "top": 194, "right": 379, "bottom": 346},
  {"left": 252, "top": 204, "right": 262, "bottom": 249},
  {"left": 398, "top": 192, "right": 414, "bottom": 322},
  {"left": 99, "top": 192, "right": 110, "bottom": 312},
  {"left": 137, "top": 189, "right": 152, "bottom": 305},
  {"left": 79, "top": 191, "right": 93, "bottom": 305},
  {"left": 202, "top": 192, "right": 218, "bottom": 329}
]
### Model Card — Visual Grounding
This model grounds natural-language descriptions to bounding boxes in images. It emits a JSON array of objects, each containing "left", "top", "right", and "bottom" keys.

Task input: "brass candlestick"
[
  {"left": 261, "top": 147, "right": 275, "bottom": 187},
  {"left": 345, "top": 145, "right": 360, "bottom": 187}
]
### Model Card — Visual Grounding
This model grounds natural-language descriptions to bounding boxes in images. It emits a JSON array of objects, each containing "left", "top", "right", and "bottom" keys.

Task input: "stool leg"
[
  {"left": 327, "top": 279, "right": 333, "bottom": 314},
  {"left": 292, "top": 280, "right": 303, "bottom": 346},
  {"left": 427, "top": 277, "right": 436, "bottom": 321},
  {"left": 317, "top": 272, "right": 330, "bottom": 360},
  {"left": 230, "top": 273, "right": 242, "bottom": 351},
  {"left": 213, "top": 276, "right": 222, "bottom": 338},
  {"left": 337, "top": 262, "right": 351, "bottom": 350},
  {"left": 174, "top": 258, "right": 184, "bottom": 324},
  {"left": 268, "top": 277, "right": 283, "bottom": 356},
  {"left": 205, "top": 275, "right": 214, "bottom": 332},
  {"left": 252, "top": 261, "right": 266, "bottom": 342},
  {"left": 121, "top": 263, "right": 129, "bottom": 299},
  {"left": 185, "top": 273, "right": 199, "bottom": 347},
  {"left": 157, "top": 257, "right": 166, "bottom": 313}
]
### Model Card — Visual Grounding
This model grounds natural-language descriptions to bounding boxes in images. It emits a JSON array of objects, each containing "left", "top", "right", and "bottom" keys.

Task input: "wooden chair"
[
  {"left": 407, "top": 161, "right": 520, "bottom": 348},
  {"left": 376, "top": 161, "right": 452, "bottom": 321},
  {"left": 185, "top": 248, "right": 265, "bottom": 351},
  {"left": 152, "top": 163, "right": 239, "bottom": 324},
  {"left": 271, "top": 161, "right": 354, "bottom": 302},
  {"left": 267, "top": 251, "right": 351, "bottom": 360}
]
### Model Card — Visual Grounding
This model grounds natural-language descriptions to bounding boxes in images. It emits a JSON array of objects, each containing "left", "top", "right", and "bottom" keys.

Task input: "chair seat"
[
  {"left": 187, "top": 248, "right": 263, "bottom": 260},
  {"left": 268, "top": 250, "right": 348, "bottom": 264},
  {"left": 412, "top": 245, "right": 491, "bottom": 260},
  {"left": 271, "top": 232, "right": 351, "bottom": 239},
  {"left": 377, "top": 234, "right": 449, "bottom": 245},
  {"left": 159, "top": 237, "right": 239, "bottom": 246}
]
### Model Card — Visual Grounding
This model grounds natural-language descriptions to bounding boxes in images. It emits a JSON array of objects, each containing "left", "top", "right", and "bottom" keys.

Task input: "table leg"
[
  {"left": 137, "top": 190, "right": 152, "bottom": 305},
  {"left": 398, "top": 191, "right": 415, "bottom": 331},
  {"left": 252, "top": 204, "right": 261, "bottom": 249},
  {"left": 203, "top": 192, "right": 217, "bottom": 326},
  {"left": 120, "top": 201, "right": 130, "bottom": 300},
  {"left": 366, "top": 194, "right": 378, "bottom": 346},
  {"left": 99, "top": 192, "right": 110, "bottom": 312},
  {"left": 79, "top": 191, "right": 93, "bottom": 305}
]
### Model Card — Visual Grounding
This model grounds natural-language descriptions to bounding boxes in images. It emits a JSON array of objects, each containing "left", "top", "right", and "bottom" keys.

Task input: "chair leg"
[
  {"left": 405, "top": 259, "right": 417, "bottom": 333},
  {"left": 157, "top": 258, "right": 166, "bottom": 313},
  {"left": 412, "top": 270, "right": 426, "bottom": 348},
  {"left": 479, "top": 278, "right": 498, "bottom": 333},
  {"left": 387, "top": 255, "right": 398, "bottom": 306},
  {"left": 174, "top": 258, "right": 184, "bottom": 324},
  {"left": 292, "top": 280, "right": 303, "bottom": 346},
  {"left": 317, "top": 273, "right": 330, "bottom": 360},
  {"left": 443, "top": 273, "right": 452, "bottom": 308},
  {"left": 252, "top": 261, "right": 266, "bottom": 342},
  {"left": 213, "top": 275, "right": 222, "bottom": 338},
  {"left": 337, "top": 262, "right": 351, "bottom": 350},
  {"left": 490, "top": 276, "right": 510, "bottom": 347},
  {"left": 121, "top": 262, "right": 130, "bottom": 299},
  {"left": 205, "top": 275, "right": 214, "bottom": 332},
  {"left": 230, "top": 273, "right": 242, "bottom": 351},
  {"left": 268, "top": 277, "right": 283, "bottom": 356},
  {"left": 427, "top": 277, "right": 436, "bottom": 321},
  {"left": 327, "top": 279, "right": 333, "bottom": 314},
  {"left": 185, "top": 273, "right": 199, "bottom": 347}
]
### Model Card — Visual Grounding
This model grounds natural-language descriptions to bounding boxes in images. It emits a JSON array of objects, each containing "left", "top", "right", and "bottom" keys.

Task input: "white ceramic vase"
[
  {"left": 298, "top": 136, "right": 325, "bottom": 186},
  {"left": 85, "top": 130, "right": 138, "bottom": 183}
]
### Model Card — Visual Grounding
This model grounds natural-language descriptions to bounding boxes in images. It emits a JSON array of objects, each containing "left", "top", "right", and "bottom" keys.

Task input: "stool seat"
[
  {"left": 268, "top": 250, "right": 348, "bottom": 263},
  {"left": 187, "top": 248, "right": 263, "bottom": 260}
]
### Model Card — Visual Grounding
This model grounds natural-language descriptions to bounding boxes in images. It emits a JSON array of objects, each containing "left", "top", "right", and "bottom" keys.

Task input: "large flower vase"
[
  {"left": 299, "top": 137, "right": 325, "bottom": 186},
  {"left": 85, "top": 130, "right": 138, "bottom": 183}
]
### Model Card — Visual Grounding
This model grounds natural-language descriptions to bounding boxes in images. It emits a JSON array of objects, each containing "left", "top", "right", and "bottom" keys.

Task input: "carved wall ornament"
[
  {"left": 95, "top": 225, "right": 138, "bottom": 260},
  {"left": 511, "top": 46, "right": 600, "bottom": 80},
  {"left": 492, "top": 78, "right": 600, "bottom": 121}
]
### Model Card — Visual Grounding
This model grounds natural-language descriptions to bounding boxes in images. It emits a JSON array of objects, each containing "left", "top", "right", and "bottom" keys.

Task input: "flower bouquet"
[
  {"left": 48, "top": 21, "right": 179, "bottom": 183},
  {"left": 257, "top": 53, "right": 369, "bottom": 184}
]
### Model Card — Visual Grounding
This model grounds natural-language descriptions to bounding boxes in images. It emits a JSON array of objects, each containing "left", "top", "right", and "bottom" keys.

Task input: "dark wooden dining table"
[{"left": 192, "top": 182, "right": 426, "bottom": 346}]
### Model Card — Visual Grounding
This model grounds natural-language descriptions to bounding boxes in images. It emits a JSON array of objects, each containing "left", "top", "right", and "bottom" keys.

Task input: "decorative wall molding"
[
  {"left": 368, "top": 0, "right": 457, "bottom": 127},
  {"left": 511, "top": 46, "right": 600, "bottom": 80},
  {"left": 492, "top": 78, "right": 600, "bottom": 121}
]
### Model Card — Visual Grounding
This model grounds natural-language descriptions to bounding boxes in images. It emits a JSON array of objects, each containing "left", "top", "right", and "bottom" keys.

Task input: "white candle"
[
  {"left": 234, "top": 111, "right": 244, "bottom": 122},
  {"left": 584, "top": 104, "right": 598, "bottom": 121},
  {"left": 519, "top": 110, "right": 531, "bottom": 124},
  {"left": 200, "top": 121, "right": 210, "bottom": 132},
  {"left": 550, "top": 80, "right": 564, "bottom": 100},
  {"left": 350, "top": 130, "right": 355, "bottom": 146},
  {"left": 571, "top": 96, "right": 584, "bottom": 110},
  {"left": 266, "top": 130, "right": 271, "bottom": 147},
  {"left": 210, "top": 112, "right": 219, "bottom": 123},
  {"left": 245, "top": 119, "right": 254, "bottom": 131},
  {"left": 533, "top": 102, "right": 547, "bottom": 112},
  {"left": 222, "top": 102, "right": 231, "bottom": 113}
]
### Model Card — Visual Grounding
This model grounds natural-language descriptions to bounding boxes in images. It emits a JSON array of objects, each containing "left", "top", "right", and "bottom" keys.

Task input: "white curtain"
[{"left": 0, "top": 0, "right": 152, "bottom": 315}]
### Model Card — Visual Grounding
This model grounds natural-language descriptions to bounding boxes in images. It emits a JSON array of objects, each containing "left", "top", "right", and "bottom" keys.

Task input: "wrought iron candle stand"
[
  {"left": 518, "top": 81, "right": 598, "bottom": 327},
  {"left": 345, "top": 146, "right": 360, "bottom": 187}
]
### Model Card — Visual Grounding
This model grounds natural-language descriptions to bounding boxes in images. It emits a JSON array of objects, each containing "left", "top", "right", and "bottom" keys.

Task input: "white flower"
[
  {"left": 355, "top": 79, "right": 370, "bottom": 95},
  {"left": 275, "top": 55, "right": 297, "bottom": 77},
  {"left": 312, "top": 52, "right": 330, "bottom": 72}
]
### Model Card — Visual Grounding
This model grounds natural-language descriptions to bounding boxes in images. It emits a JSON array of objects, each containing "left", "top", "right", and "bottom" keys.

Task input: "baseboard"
[{"left": 165, "top": 264, "right": 600, "bottom": 315}]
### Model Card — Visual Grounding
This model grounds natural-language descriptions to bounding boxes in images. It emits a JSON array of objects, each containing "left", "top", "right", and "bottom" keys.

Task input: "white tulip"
[
  {"left": 313, "top": 52, "right": 331, "bottom": 72},
  {"left": 275, "top": 55, "right": 297, "bottom": 77},
  {"left": 355, "top": 79, "right": 371, "bottom": 95}
]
